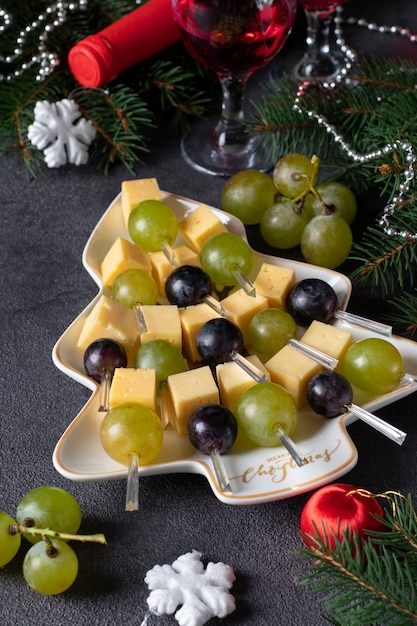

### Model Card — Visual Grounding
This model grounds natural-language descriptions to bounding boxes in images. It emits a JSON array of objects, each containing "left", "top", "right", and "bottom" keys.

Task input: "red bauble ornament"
[{"left": 300, "top": 483, "right": 385, "bottom": 550}]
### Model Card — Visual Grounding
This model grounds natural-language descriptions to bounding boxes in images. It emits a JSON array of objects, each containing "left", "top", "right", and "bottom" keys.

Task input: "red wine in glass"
[
  {"left": 299, "top": 0, "right": 347, "bottom": 12},
  {"left": 172, "top": 0, "right": 297, "bottom": 176},
  {"left": 295, "top": 0, "right": 349, "bottom": 81}
]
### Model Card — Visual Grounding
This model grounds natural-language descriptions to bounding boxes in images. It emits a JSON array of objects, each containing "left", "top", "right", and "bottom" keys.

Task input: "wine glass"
[
  {"left": 171, "top": 0, "right": 297, "bottom": 176},
  {"left": 294, "top": 0, "right": 349, "bottom": 82}
]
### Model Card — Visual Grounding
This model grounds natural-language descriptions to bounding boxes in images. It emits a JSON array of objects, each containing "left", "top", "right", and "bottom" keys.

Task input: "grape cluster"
[
  {"left": 221, "top": 154, "right": 357, "bottom": 269},
  {"left": 0, "top": 486, "right": 105, "bottom": 595}
]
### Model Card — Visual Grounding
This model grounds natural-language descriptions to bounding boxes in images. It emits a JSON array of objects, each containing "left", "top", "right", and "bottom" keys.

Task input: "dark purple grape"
[
  {"left": 196, "top": 318, "right": 244, "bottom": 366},
  {"left": 188, "top": 405, "right": 238, "bottom": 454},
  {"left": 83, "top": 338, "right": 127, "bottom": 382},
  {"left": 165, "top": 265, "right": 213, "bottom": 307},
  {"left": 286, "top": 278, "right": 338, "bottom": 326},
  {"left": 307, "top": 371, "right": 353, "bottom": 418}
]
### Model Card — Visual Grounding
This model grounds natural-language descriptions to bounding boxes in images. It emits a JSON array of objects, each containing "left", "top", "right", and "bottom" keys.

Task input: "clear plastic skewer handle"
[
  {"left": 289, "top": 338, "right": 339, "bottom": 370},
  {"left": 231, "top": 352, "right": 268, "bottom": 383},
  {"left": 125, "top": 452, "right": 140, "bottom": 511},
  {"left": 345, "top": 403, "right": 407, "bottom": 446},
  {"left": 98, "top": 369, "right": 112, "bottom": 412},
  {"left": 210, "top": 447, "right": 233, "bottom": 493},
  {"left": 230, "top": 264, "right": 256, "bottom": 297},
  {"left": 277, "top": 426, "right": 308, "bottom": 467},
  {"left": 160, "top": 240, "right": 179, "bottom": 267},
  {"left": 334, "top": 310, "right": 392, "bottom": 336}
]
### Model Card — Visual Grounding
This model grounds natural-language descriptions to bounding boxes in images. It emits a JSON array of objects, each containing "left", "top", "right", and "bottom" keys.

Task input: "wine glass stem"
[
  {"left": 215, "top": 75, "right": 249, "bottom": 150},
  {"left": 305, "top": 10, "right": 333, "bottom": 67}
]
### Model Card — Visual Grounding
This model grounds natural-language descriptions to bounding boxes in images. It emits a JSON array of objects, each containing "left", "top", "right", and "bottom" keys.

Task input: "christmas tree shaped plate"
[{"left": 52, "top": 190, "right": 417, "bottom": 504}]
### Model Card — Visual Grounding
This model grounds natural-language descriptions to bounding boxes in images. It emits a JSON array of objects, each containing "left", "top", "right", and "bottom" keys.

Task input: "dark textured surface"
[{"left": 1, "top": 2, "right": 417, "bottom": 624}]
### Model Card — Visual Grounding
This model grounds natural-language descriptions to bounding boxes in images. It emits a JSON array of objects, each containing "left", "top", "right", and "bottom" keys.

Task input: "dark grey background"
[{"left": 1, "top": 1, "right": 417, "bottom": 624}]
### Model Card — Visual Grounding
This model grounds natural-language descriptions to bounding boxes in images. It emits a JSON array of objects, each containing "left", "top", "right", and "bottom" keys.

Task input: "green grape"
[
  {"left": 200, "top": 232, "right": 253, "bottom": 286},
  {"left": 0, "top": 511, "right": 21, "bottom": 566},
  {"left": 134, "top": 339, "right": 187, "bottom": 384},
  {"left": 100, "top": 402, "right": 163, "bottom": 466},
  {"left": 248, "top": 308, "right": 298, "bottom": 361},
  {"left": 236, "top": 382, "right": 297, "bottom": 447},
  {"left": 23, "top": 539, "right": 78, "bottom": 595},
  {"left": 300, "top": 214, "right": 352, "bottom": 269},
  {"left": 260, "top": 200, "right": 310, "bottom": 249},
  {"left": 221, "top": 169, "right": 277, "bottom": 225},
  {"left": 273, "top": 153, "right": 315, "bottom": 199},
  {"left": 112, "top": 268, "right": 158, "bottom": 308},
  {"left": 128, "top": 200, "right": 178, "bottom": 252},
  {"left": 16, "top": 486, "right": 82, "bottom": 544},
  {"left": 342, "top": 338, "right": 404, "bottom": 395},
  {"left": 303, "top": 182, "right": 357, "bottom": 225}
]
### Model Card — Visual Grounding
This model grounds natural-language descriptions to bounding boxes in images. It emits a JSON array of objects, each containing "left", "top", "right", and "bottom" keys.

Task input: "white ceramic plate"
[{"left": 52, "top": 191, "right": 417, "bottom": 504}]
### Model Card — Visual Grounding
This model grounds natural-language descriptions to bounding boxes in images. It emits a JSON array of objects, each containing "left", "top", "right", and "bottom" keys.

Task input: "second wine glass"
[
  {"left": 295, "top": 0, "right": 349, "bottom": 82},
  {"left": 171, "top": 0, "right": 297, "bottom": 176}
]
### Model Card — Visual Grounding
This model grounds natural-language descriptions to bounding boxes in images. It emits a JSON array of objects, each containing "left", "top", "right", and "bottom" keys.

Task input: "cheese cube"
[
  {"left": 150, "top": 245, "right": 200, "bottom": 295},
  {"left": 178, "top": 204, "right": 228, "bottom": 252},
  {"left": 77, "top": 295, "right": 137, "bottom": 352},
  {"left": 216, "top": 355, "right": 270, "bottom": 415},
  {"left": 167, "top": 366, "right": 220, "bottom": 435},
  {"left": 109, "top": 368, "right": 157, "bottom": 411},
  {"left": 253, "top": 262, "right": 296, "bottom": 309},
  {"left": 221, "top": 288, "right": 268, "bottom": 345},
  {"left": 100, "top": 237, "right": 152, "bottom": 287},
  {"left": 265, "top": 344, "right": 322, "bottom": 409},
  {"left": 139, "top": 305, "right": 182, "bottom": 350},
  {"left": 301, "top": 320, "right": 353, "bottom": 361},
  {"left": 121, "top": 178, "right": 163, "bottom": 225},
  {"left": 179, "top": 302, "right": 222, "bottom": 362}
]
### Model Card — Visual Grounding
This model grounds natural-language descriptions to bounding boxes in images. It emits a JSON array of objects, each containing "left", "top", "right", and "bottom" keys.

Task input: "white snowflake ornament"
[
  {"left": 27, "top": 98, "right": 96, "bottom": 168},
  {"left": 144, "top": 550, "right": 236, "bottom": 626}
]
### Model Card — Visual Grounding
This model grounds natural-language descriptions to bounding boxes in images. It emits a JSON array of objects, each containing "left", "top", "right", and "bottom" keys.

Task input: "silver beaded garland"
[
  {"left": 0, "top": 1, "right": 88, "bottom": 82},
  {"left": 293, "top": 9, "right": 417, "bottom": 242}
]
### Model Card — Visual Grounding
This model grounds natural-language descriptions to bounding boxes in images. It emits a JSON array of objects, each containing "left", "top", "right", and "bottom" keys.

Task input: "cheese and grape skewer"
[
  {"left": 287, "top": 278, "right": 392, "bottom": 336},
  {"left": 200, "top": 232, "right": 257, "bottom": 297},
  {"left": 307, "top": 371, "right": 407, "bottom": 445},
  {"left": 196, "top": 317, "right": 309, "bottom": 467},
  {"left": 83, "top": 339, "right": 128, "bottom": 412},
  {"left": 100, "top": 402, "right": 163, "bottom": 511}
]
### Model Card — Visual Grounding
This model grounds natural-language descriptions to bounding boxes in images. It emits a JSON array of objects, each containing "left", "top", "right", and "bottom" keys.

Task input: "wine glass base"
[
  {"left": 294, "top": 51, "right": 346, "bottom": 83},
  {"left": 180, "top": 117, "right": 275, "bottom": 177}
]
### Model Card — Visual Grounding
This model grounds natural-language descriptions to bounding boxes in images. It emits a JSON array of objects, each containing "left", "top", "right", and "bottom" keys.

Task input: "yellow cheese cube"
[
  {"left": 221, "top": 288, "right": 268, "bottom": 345},
  {"left": 179, "top": 302, "right": 222, "bottom": 362},
  {"left": 139, "top": 305, "right": 182, "bottom": 350},
  {"left": 216, "top": 355, "right": 270, "bottom": 415},
  {"left": 178, "top": 204, "right": 228, "bottom": 252},
  {"left": 167, "top": 366, "right": 220, "bottom": 435},
  {"left": 265, "top": 344, "right": 322, "bottom": 409},
  {"left": 121, "top": 178, "right": 163, "bottom": 225},
  {"left": 100, "top": 237, "right": 152, "bottom": 287},
  {"left": 77, "top": 295, "right": 137, "bottom": 352},
  {"left": 301, "top": 320, "right": 353, "bottom": 361},
  {"left": 253, "top": 262, "right": 296, "bottom": 309},
  {"left": 150, "top": 245, "right": 200, "bottom": 295},
  {"left": 109, "top": 368, "right": 157, "bottom": 411}
]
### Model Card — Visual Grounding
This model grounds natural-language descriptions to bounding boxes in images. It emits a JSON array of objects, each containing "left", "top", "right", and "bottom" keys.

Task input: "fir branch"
[
  {"left": 350, "top": 226, "right": 417, "bottom": 293},
  {"left": 132, "top": 55, "right": 216, "bottom": 129},
  {"left": 387, "top": 292, "right": 417, "bottom": 339},
  {"left": 74, "top": 84, "right": 155, "bottom": 174},
  {"left": 297, "top": 493, "right": 417, "bottom": 625}
]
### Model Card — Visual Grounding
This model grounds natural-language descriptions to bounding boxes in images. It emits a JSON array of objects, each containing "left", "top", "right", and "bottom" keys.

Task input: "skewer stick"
[
  {"left": 334, "top": 310, "right": 392, "bottom": 336},
  {"left": 344, "top": 404, "right": 407, "bottom": 445},
  {"left": 125, "top": 452, "right": 140, "bottom": 511}
]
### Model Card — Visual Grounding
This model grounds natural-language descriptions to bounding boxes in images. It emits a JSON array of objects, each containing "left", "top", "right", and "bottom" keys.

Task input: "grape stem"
[
  {"left": 8, "top": 524, "right": 107, "bottom": 544},
  {"left": 287, "top": 154, "right": 320, "bottom": 204}
]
